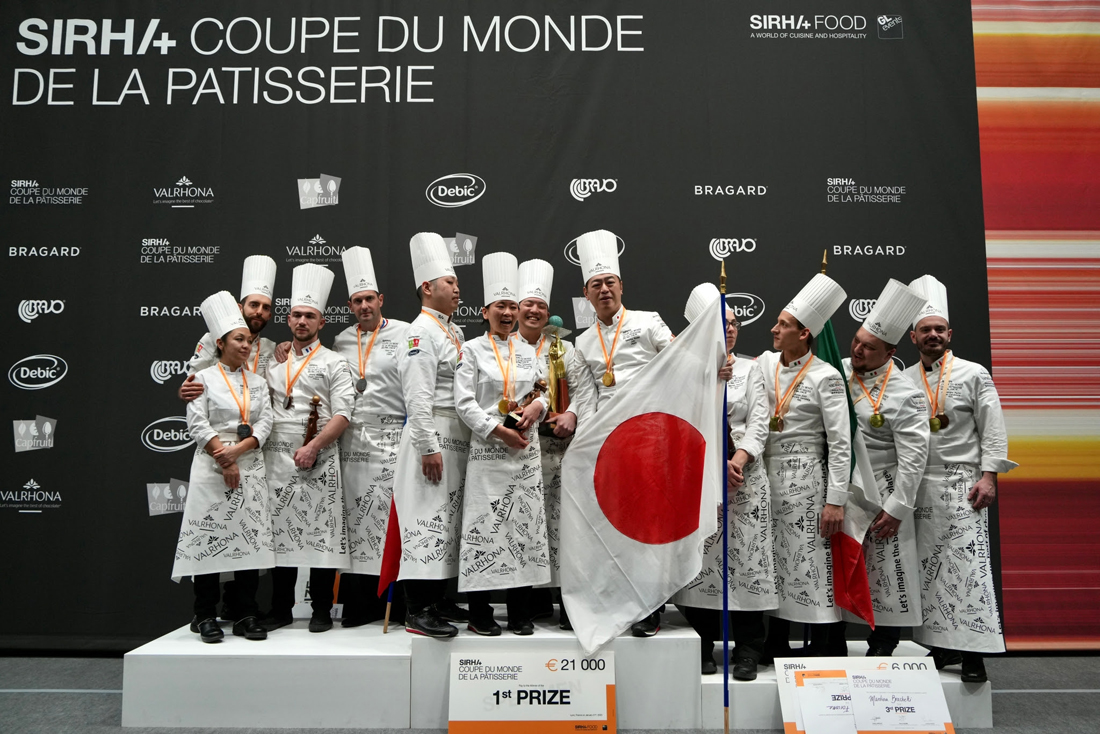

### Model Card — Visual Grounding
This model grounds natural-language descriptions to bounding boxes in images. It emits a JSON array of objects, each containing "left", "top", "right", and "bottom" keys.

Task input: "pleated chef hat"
[
  {"left": 202, "top": 290, "right": 247, "bottom": 338},
  {"left": 410, "top": 232, "right": 455, "bottom": 287},
  {"left": 862, "top": 279, "right": 928, "bottom": 345},
  {"left": 342, "top": 246, "right": 378, "bottom": 297},
  {"left": 908, "top": 274, "right": 949, "bottom": 326},
  {"left": 290, "top": 263, "right": 334, "bottom": 313},
  {"left": 684, "top": 282, "right": 721, "bottom": 324},
  {"left": 783, "top": 273, "right": 847, "bottom": 337},
  {"left": 577, "top": 229, "right": 621, "bottom": 283},
  {"left": 239, "top": 255, "right": 277, "bottom": 301},
  {"left": 518, "top": 259, "right": 554, "bottom": 305},
  {"left": 482, "top": 252, "right": 519, "bottom": 306}
]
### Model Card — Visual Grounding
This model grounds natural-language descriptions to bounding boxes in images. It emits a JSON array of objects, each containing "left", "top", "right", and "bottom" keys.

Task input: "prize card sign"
[{"left": 448, "top": 651, "right": 615, "bottom": 733}]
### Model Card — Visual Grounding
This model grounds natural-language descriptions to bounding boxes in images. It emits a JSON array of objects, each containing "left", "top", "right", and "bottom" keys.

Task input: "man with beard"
[
  {"left": 840, "top": 279, "right": 931, "bottom": 655},
  {"left": 180, "top": 255, "right": 278, "bottom": 398},
  {"left": 330, "top": 246, "right": 410, "bottom": 626},
  {"left": 260, "top": 263, "right": 354, "bottom": 633},
  {"left": 903, "top": 275, "right": 1017, "bottom": 683}
]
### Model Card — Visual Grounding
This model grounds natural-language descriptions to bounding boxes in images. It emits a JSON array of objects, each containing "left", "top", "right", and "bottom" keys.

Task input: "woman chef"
[
  {"left": 172, "top": 290, "right": 275, "bottom": 643},
  {"left": 673, "top": 283, "right": 777, "bottom": 680},
  {"left": 454, "top": 252, "right": 552, "bottom": 635}
]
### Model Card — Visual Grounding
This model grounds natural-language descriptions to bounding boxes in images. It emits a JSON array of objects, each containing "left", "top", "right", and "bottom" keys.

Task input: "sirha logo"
[
  {"left": 426, "top": 173, "right": 486, "bottom": 208},
  {"left": 141, "top": 416, "right": 194, "bottom": 453},
  {"left": 8, "top": 354, "right": 67, "bottom": 390}
]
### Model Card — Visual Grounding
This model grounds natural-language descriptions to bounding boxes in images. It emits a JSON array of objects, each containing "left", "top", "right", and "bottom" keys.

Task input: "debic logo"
[
  {"left": 8, "top": 354, "right": 67, "bottom": 389},
  {"left": 724, "top": 294, "right": 766, "bottom": 326},
  {"left": 426, "top": 173, "right": 486, "bottom": 208},
  {"left": 141, "top": 417, "right": 194, "bottom": 453}
]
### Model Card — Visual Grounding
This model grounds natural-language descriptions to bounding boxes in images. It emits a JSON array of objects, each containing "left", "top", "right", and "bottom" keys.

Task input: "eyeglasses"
[{"left": 727, "top": 322, "right": 741, "bottom": 330}]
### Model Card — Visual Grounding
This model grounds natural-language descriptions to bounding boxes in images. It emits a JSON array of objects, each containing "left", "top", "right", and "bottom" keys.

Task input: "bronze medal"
[
  {"left": 356, "top": 377, "right": 367, "bottom": 393},
  {"left": 498, "top": 398, "right": 511, "bottom": 415},
  {"left": 936, "top": 412, "right": 950, "bottom": 429},
  {"left": 602, "top": 371, "right": 615, "bottom": 387},
  {"left": 929, "top": 416, "right": 941, "bottom": 433},
  {"left": 236, "top": 423, "right": 252, "bottom": 439},
  {"left": 770, "top": 415, "right": 784, "bottom": 432},
  {"left": 869, "top": 413, "right": 886, "bottom": 429}
]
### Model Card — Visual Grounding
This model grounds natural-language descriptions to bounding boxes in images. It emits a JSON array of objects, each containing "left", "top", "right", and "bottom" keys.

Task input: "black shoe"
[
  {"left": 559, "top": 605, "right": 573, "bottom": 631},
  {"left": 405, "top": 610, "right": 459, "bottom": 639},
  {"left": 308, "top": 613, "right": 333, "bottom": 633},
  {"left": 530, "top": 590, "right": 555, "bottom": 621},
  {"left": 507, "top": 620, "right": 535, "bottom": 636},
  {"left": 197, "top": 617, "right": 224, "bottom": 643},
  {"left": 432, "top": 598, "right": 470, "bottom": 623},
  {"left": 701, "top": 652, "right": 718, "bottom": 675},
  {"left": 189, "top": 616, "right": 201, "bottom": 633},
  {"left": 732, "top": 655, "right": 758, "bottom": 681},
  {"left": 232, "top": 616, "right": 268, "bottom": 640},
  {"left": 340, "top": 615, "right": 373, "bottom": 628},
  {"left": 630, "top": 611, "right": 660, "bottom": 638},
  {"left": 866, "top": 644, "right": 895, "bottom": 657},
  {"left": 468, "top": 614, "right": 503, "bottom": 636},
  {"left": 961, "top": 653, "right": 988, "bottom": 683},
  {"left": 219, "top": 606, "right": 240, "bottom": 623},
  {"left": 929, "top": 647, "right": 963, "bottom": 669},
  {"left": 258, "top": 611, "right": 294, "bottom": 631}
]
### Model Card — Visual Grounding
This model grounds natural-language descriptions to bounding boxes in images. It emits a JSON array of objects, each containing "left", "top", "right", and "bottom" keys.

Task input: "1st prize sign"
[{"left": 448, "top": 650, "right": 615, "bottom": 733}]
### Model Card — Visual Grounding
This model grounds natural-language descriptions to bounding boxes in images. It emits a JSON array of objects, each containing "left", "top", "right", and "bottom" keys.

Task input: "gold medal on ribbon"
[
  {"left": 769, "top": 415, "right": 780, "bottom": 432},
  {"left": 771, "top": 356, "right": 813, "bottom": 436},
  {"left": 869, "top": 412, "right": 886, "bottom": 429},
  {"left": 930, "top": 416, "right": 941, "bottom": 432},
  {"left": 489, "top": 334, "right": 517, "bottom": 418},
  {"left": 602, "top": 371, "right": 615, "bottom": 387},
  {"left": 596, "top": 310, "right": 626, "bottom": 390},
  {"left": 498, "top": 399, "right": 511, "bottom": 414},
  {"left": 920, "top": 352, "right": 955, "bottom": 436},
  {"left": 855, "top": 363, "right": 893, "bottom": 433}
]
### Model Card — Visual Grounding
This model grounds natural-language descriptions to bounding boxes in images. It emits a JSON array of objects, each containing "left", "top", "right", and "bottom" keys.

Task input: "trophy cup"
[{"left": 540, "top": 316, "right": 572, "bottom": 437}]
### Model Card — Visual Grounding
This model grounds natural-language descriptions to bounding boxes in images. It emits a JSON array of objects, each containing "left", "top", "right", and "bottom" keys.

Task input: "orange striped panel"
[{"left": 975, "top": 34, "right": 1100, "bottom": 88}]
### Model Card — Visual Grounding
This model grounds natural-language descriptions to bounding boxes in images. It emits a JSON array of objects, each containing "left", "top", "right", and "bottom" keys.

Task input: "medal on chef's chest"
[
  {"left": 355, "top": 321, "right": 382, "bottom": 394},
  {"left": 920, "top": 351, "right": 955, "bottom": 436},
  {"left": 771, "top": 355, "right": 814, "bottom": 433},
  {"left": 218, "top": 363, "right": 253, "bottom": 441},
  {"left": 855, "top": 361, "right": 893, "bottom": 431},
  {"left": 284, "top": 344, "right": 320, "bottom": 409},
  {"left": 769, "top": 415, "right": 784, "bottom": 432},
  {"left": 597, "top": 310, "right": 626, "bottom": 390},
  {"left": 489, "top": 335, "right": 517, "bottom": 417}
]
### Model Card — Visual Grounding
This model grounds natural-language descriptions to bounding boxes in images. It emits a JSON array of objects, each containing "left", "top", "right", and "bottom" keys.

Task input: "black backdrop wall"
[{"left": 2, "top": 1, "right": 992, "bottom": 651}]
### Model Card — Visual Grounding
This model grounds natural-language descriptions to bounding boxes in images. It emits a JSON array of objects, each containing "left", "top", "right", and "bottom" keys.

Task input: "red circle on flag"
[{"left": 593, "top": 412, "right": 706, "bottom": 545}]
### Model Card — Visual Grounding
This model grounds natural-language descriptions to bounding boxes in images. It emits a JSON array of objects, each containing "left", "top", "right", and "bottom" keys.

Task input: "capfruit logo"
[
  {"left": 425, "top": 173, "right": 486, "bottom": 208},
  {"left": 141, "top": 417, "right": 194, "bottom": 453},
  {"left": 8, "top": 354, "right": 67, "bottom": 390}
]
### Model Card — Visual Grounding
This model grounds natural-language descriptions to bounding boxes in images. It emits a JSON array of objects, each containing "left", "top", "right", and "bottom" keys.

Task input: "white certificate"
[
  {"left": 848, "top": 669, "right": 954, "bottom": 733},
  {"left": 796, "top": 670, "right": 857, "bottom": 734}
]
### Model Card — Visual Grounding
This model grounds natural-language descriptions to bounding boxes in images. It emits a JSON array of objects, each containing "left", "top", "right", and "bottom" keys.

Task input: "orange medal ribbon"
[
  {"left": 217, "top": 363, "right": 251, "bottom": 428},
  {"left": 356, "top": 320, "right": 383, "bottom": 381},
  {"left": 854, "top": 361, "right": 893, "bottom": 428},
  {"left": 771, "top": 354, "right": 815, "bottom": 431},
  {"left": 284, "top": 344, "right": 319, "bottom": 407},
  {"left": 421, "top": 309, "right": 462, "bottom": 360},
  {"left": 597, "top": 309, "right": 627, "bottom": 386},
  {"left": 489, "top": 335, "right": 517, "bottom": 413}
]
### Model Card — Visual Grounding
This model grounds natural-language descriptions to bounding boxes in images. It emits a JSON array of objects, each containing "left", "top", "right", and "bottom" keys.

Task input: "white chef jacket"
[
  {"left": 331, "top": 319, "right": 410, "bottom": 421},
  {"left": 187, "top": 332, "right": 277, "bottom": 378},
  {"left": 574, "top": 306, "right": 673, "bottom": 410},
  {"left": 516, "top": 331, "right": 598, "bottom": 425},
  {"left": 843, "top": 358, "right": 930, "bottom": 519},
  {"left": 727, "top": 357, "right": 769, "bottom": 462},
  {"left": 265, "top": 339, "right": 355, "bottom": 431},
  {"left": 903, "top": 351, "right": 1018, "bottom": 474},
  {"left": 400, "top": 307, "right": 465, "bottom": 455},
  {"left": 454, "top": 335, "right": 550, "bottom": 439},
  {"left": 758, "top": 350, "right": 852, "bottom": 506},
  {"left": 186, "top": 362, "right": 273, "bottom": 449}
]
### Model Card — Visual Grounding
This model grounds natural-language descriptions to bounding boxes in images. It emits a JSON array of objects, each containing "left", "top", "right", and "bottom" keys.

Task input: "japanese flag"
[{"left": 561, "top": 296, "right": 726, "bottom": 653}]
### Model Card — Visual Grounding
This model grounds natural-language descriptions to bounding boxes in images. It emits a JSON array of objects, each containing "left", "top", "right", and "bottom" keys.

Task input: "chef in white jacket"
[
  {"left": 173, "top": 290, "right": 275, "bottom": 643},
  {"left": 392, "top": 233, "right": 471, "bottom": 639},
  {"left": 331, "top": 246, "right": 411, "bottom": 627},
  {"left": 758, "top": 273, "right": 852, "bottom": 658},
  {"left": 514, "top": 259, "right": 597, "bottom": 630},
  {"left": 261, "top": 264, "right": 355, "bottom": 634},
  {"left": 839, "top": 279, "right": 931, "bottom": 655},
  {"left": 571, "top": 229, "right": 676, "bottom": 637},
  {"left": 455, "top": 252, "right": 552, "bottom": 635},
  {"left": 904, "top": 274, "right": 1017, "bottom": 683},
  {"left": 179, "top": 256, "right": 278, "bottom": 400}
]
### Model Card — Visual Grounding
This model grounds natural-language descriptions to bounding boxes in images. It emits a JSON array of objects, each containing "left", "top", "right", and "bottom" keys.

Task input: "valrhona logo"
[
  {"left": 153, "top": 176, "right": 214, "bottom": 208},
  {"left": 8, "top": 354, "right": 67, "bottom": 390},
  {"left": 570, "top": 178, "right": 617, "bottom": 202},
  {"left": 426, "top": 173, "right": 486, "bottom": 208},
  {"left": 298, "top": 174, "right": 341, "bottom": 210},
  {"left": 18, "top": 299, "right": 64, "bottom": 323},
  {"left": 286, "top": 234, "right": 345, "bottom": 263},
  {"left": 1, "top": 479, "right": 62, "bottom": 512},
  {"left": 13, "top": 415, "right": 56, "bottom": 453},
  {"left": 150, "top": 360, "right": 187, "bottom": 384},
  {"left": 141, "top": 417, "right": 194, "bottom": 453}
]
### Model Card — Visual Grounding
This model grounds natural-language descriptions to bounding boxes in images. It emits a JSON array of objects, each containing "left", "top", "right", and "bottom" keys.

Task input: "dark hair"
[{"left": 792, "top": 318, "right": 814, "bottom": 348}]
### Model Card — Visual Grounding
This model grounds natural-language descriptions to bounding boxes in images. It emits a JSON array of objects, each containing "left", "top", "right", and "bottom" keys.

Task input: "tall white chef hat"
[
  {"left": 410, "top": 232, "right": 456, "bottom": 287},
  {"left": 577, "top": 229, "right": 621, "bottom": 284},
  {"left": 908, "top": 274, "right": 950, "bottom": 326},
  {"left": 290, "top": 263, "right": 334, "bottom": 313},
  {"left": 342, "top": 246, "right": 378, "bottom": 298},
  {"left": 239, "top": 255, "right": 277, "bottom": 301},
  {"left": 783, "top": 273, "right": 847, "bottom": 337},
  {"left": 518, "top": 259, "right": 554, "bottom": 306},
  {"left": 862, "top": 279, "right": 928, "bottom": 346},
  {"left": 482, "top": 252, "right": 519, "bottom": 306},
  {"left": 201, "top": 290, "right": 247, "bottom": 338},
  {"left": 684, "top": 282, "right": 722, "bottom": 324}
]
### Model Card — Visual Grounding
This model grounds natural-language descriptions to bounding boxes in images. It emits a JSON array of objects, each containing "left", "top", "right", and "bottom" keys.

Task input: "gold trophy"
[{"left": 541, "top": 316, "right": 572, "bottom": 436}]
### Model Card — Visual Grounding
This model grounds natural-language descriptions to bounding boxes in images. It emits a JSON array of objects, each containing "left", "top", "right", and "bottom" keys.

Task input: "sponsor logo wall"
[{"left": 2, "top": 0, "right": 1004, "bottom": 650}]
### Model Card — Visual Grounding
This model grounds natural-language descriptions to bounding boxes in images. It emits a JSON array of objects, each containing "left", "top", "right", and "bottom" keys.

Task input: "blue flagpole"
[{"left": 720, "top": 268, "right": 731, "bottom": 734}]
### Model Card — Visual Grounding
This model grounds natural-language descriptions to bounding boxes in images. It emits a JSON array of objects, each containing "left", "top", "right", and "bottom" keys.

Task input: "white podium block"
[
  {"left": 699, "top": 640, "right": 993, "bottom": 729},
  {"left": 122, "top": 620, "right": 412, "bottom": 729},
  {"left": 411, "top": 607, "right": 702, "bottom": 730}
]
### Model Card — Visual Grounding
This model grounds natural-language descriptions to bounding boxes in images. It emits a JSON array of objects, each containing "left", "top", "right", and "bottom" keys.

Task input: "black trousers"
[
  {"left": 270, "top": 566, "right": 339, "bottom": 616},
  {"left": 867, "top": 624, "right": 902, "bottom": 651},
  {"left": 194, "top": 570, "right": 259, "bottom": 620},
  {"left": 765, "top": 617, "right": 849, "bottom": 656},
  {"left": 340, "top": 573, "right": 407, "bottom": 622},
  {"left": 677, "top": 605, "right": 767, "bottom": 661},
  {"left": 404, "top": 578, "right": 448, "bottom": 615},
  {"left": 467, "top": 587, "right": 533, "bottom": 625}
]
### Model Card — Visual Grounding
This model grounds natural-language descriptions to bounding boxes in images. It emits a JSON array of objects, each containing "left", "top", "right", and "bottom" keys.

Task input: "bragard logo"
[
  {"left": 564, "top": 234, "right": 626, "bottom": 266},
  {"left": 18, "top": 299, "right": 64, "bottom": 323},
  {"left": 153, "top": 175, "right": 215, "bottom": 208},
  {"left": 709, "top": 238, "right": 757, "bottom": 259},
  {"left": 139, "top": 305, "right": 201, "bottom": 317},
  {"left": 150, "top": 360, "right": 187, "bottom": 385},
  {"left": 13, "top": 415, "right": 56, "bottom": 453},
  {"left": 298, "top": 174, "right": 341, "bottom": 210},
  {"left": 725, "top": 293, "right": 766, "bottom": 326},
  {"left": 426, "top": 173, "right": 486, "bottom": 208},
  {"left": 694, "top": 184, "right": 767, "bottom": 196},
  {"left": 141, "top": 417, "right": 194, "bottom": 453},
  {"left": 849, "top": 298, "right": 876, "bottom": 321},
  {"left": 570, "top": 178, "right": 617, "bottom": 202},
  {"left": 8, "top": 354, "right": 67, "bottom": 390}
]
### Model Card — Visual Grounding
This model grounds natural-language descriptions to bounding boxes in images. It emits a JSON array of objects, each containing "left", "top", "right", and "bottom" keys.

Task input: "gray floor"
[{"left": 1, "top": 655, "right": 1098, "bottom": 734}]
